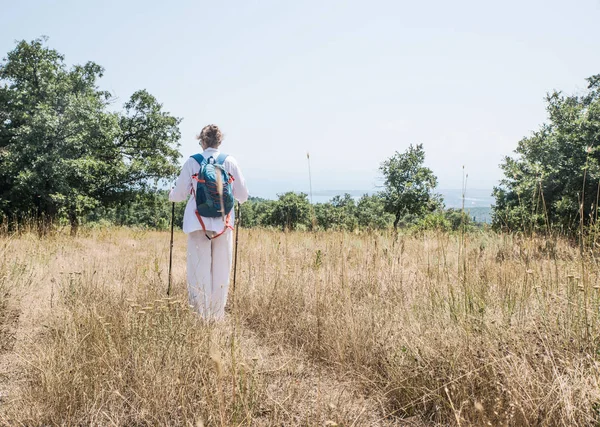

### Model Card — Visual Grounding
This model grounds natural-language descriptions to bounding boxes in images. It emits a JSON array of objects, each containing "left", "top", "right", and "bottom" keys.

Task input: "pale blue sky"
[{"left": 2, "top": 0, "right": 600, "bottom": 198}]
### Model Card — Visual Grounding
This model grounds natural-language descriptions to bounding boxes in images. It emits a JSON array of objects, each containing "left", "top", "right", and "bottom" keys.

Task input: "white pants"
[{"left": 186, "top": 229, "right": 233, "bottom": 320}]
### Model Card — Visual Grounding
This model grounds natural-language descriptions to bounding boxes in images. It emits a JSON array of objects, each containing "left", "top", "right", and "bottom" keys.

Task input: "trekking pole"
[
  {"left": 232, "top": 201, "right": 242, "bottom": 301},
  {"left": 230, "top": 201, "right": 242, "bottom": 412},
  {"left": 167, "top": 202, "right": 175, "bottom": 296}
]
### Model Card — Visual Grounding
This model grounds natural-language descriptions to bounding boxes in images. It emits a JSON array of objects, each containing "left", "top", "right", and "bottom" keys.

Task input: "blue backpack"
[{"left": 191, "top": 153, "right": 235, "bottom": 239}]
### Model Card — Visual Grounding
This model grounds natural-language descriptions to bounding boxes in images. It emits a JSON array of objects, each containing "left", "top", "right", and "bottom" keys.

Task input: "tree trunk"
[
  {"left": 36, "top": 210, "right": 56, "bottom": 237},
  {"left": 393, "top": 211, "right": 401, "bottom": 230},
  {"left": 69, "top": 211, "right": 79, "bottom": 236}
]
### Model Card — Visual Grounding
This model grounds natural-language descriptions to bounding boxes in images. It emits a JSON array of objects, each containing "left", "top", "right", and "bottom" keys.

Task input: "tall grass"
[
  {"left": 0, "top": 229, "right": 264, "bottom": 426},
  {"left": 237, "top": 229, "right": 600, "bottom": 425},
  {"left": 0, "top": 235, "right": 16, "bottom": 355},
  {"left": 2, "top": 227, "right": 600, "bottom": 425}
]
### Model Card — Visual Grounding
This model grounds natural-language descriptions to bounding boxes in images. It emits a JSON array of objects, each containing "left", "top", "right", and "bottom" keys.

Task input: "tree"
[
  {"left": 0, "top": 38, "right": 181, "bottom": 233},
  {"left": 355, "top": 194, "right": 393, "bottom": 230},
  {"left": 264, "top": 192, "right": 311, "bottom": 231},
  {"left": 492, "top": 75, "right": 600, "bottom": 234},
  {"left": 239, "top": 196, "right": 274, "bottom": 228},
  {"left": 444, "top": 208, "right": 474, "bottom": 231},
  {"left": 379, "top": 144, "right": 442, "bottom": 229},
  {"left": 313, "top": 196, "right": 358, "bottom": 231},
  {"left": 313, "top": 203, "right": 337, "bottom": 230}
]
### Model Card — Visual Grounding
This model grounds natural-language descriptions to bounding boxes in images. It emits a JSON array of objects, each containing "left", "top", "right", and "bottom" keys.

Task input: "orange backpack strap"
[{"left": 195, "top": 211, "right": 234, "bottom": 241}]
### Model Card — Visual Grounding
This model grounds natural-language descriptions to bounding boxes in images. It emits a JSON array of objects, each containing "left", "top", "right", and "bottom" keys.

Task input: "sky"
[{"left": 2, "top": 0, "right": 600, "bottom": 199}]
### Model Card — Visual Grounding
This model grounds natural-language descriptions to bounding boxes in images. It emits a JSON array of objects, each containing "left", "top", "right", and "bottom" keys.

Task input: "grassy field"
[{"left": 1, "top": 227, "right": 600, "bottom": 426}]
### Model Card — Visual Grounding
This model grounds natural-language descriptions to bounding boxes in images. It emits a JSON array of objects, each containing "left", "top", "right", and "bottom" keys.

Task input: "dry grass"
[
  {"left": 235, "top": 229, "right": 600, "bottom": 426},
  {"left": 1, "top": 227, "right": 600, "bottom": 426},
  {"left": 0, "top": 229, "right": 264, "bottom": 426}
]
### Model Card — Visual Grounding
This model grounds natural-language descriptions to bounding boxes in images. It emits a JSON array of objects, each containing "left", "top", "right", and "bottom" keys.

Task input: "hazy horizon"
[{"left": 251, "top": 185, "right": 495, "bottom": 208}]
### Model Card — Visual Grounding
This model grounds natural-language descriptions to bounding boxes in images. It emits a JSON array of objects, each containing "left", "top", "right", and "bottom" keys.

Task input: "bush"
[
  {"left": 414, "top": 211, "right": 451, "bottom": 232},
  {"left": 262, "top": 192, "right": 311, "bottom": 231}
]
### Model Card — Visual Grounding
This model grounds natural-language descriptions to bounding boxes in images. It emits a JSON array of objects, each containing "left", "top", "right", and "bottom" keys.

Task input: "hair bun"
[{"left": 197, "top": 124, "right": 223, "bottom": 148}]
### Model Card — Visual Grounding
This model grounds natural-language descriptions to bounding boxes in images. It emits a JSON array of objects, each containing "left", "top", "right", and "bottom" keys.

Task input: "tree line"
[
  {"left": 0, "top": 37, "right": 180, "bottom": 234},
  {"left": 81, "top": 189, "right": 477, "bottom": 234},
  {"left": 1, "top": 38, "right": 598, "bottom": 236}
]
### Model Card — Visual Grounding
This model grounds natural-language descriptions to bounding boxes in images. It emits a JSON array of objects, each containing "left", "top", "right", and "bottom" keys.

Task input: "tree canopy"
[
  {"left": 492, "top": 75, "right": 600, "bottom": 234},
  {"left": 264, "top": 192, "right": 311, "bottom": 231},
  {"left": 0, "top": 37, "right": 181, "bottom": 232},
  {"left": 380, "top": 144, "right": 443, "bottom": 229}
]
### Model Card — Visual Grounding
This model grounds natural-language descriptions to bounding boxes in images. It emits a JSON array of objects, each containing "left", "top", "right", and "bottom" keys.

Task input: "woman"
[{"left": 169, "top": 124, "right": 248, "bottom": 320}]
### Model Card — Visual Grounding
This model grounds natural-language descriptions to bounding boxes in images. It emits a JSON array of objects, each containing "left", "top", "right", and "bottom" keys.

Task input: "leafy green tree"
[
  {"left": 239, "top": 196, "right": 274, "bottom": 228},
  {"left": 312, "top": 194, "right": 361, "bottom": 231},
  {"left": 492, "top": 75, "right": 600, "bottom": 234},
  {"left": 328, "top": 193, "right": 358, "bottom": 230},
  {"left": 444, "top": 208, "right": 474, "bottom": 231},
  {"left": 413, "top": 209, "right": 477, "bottom": 233},
  {"left": 313, "top": 203, "right": 337, "bottom": 230},
  {"left": 0, "top": 38, "right": 181, "bottom": 233},
  {"left": 264, "top": 192, "right": 311, "bottom": 231},
  {"left": 380, "top": 144, "right": 442, "bottom": 229},
  {"left": 355, "top": 194, "right": 393, "bottom": 230},
  {"left": 414, "top": 211, "right": 451, "bottom": 232}
]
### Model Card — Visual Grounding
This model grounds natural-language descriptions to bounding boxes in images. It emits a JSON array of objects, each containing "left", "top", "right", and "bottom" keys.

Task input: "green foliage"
[
  {"left": 414, "top": 211, "right": 451, "bottom": 232},
  {"left": 493, "top": 74, "right": 600, "bottom": 234},
  {"left": 239, "top": 196, "right": 275, "bottom": 228},
  {"left": 86, "top": 190, "right": 185, "bottom": 230},
  {"left": 241, "top": 192, "right": 393, "bottom": 232},
  {"left": 413, "top": 208, "right": 475, "bottom": 233},
  {"left": 263, "top": 192, "right": 311, "bottom": 231},
  {"left": 355, "top": 194, "right": 394, "bottom": 230},
  {"left": 0, "top": 38, "right": 181, "bottom": 232},
  {"left": 380, "top": 144, "right": 443, "bottom": 229},
  {"left": 313, "top": 193, "right": 358, "bottom": 231},
  {"left": 444, "top": 208, "right": 474, "bottom": 231},
  {"left": 80, "top": 190, "right": 395, "bottom": 233},
  {"left": 311, "top": 193, "right": 393, "bottom": 231}
]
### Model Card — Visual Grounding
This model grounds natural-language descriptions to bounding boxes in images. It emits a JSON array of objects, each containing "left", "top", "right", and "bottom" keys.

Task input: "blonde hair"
[{"left": 196, "top": 124, "right": 223, "bottom": 148}]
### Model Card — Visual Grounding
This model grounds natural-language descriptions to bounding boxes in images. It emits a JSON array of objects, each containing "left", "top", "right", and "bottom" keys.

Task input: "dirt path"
[{"left": 234, "top": 325, "right": 409, "bottom": 426}]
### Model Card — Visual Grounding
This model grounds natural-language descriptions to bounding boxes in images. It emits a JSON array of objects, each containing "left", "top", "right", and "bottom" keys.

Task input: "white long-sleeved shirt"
[{"left": 169, "top": 147, "right": 249, "bottom": 234}]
